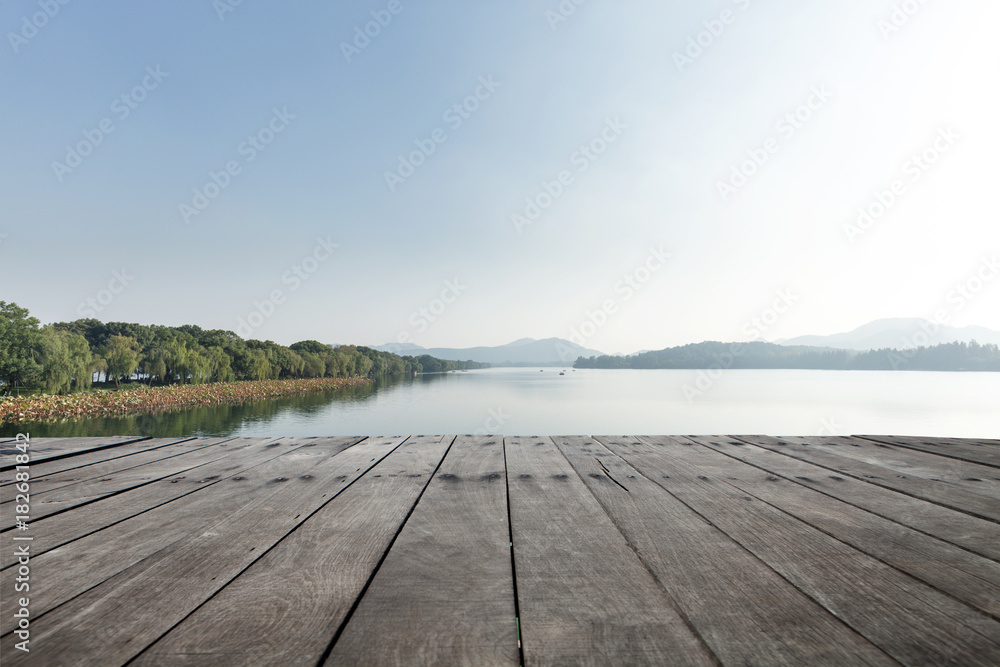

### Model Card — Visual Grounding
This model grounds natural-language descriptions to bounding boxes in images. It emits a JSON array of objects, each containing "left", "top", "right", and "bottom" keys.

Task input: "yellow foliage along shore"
[{"left": 0, "top": 377, "right": 371, "bottom": 424}]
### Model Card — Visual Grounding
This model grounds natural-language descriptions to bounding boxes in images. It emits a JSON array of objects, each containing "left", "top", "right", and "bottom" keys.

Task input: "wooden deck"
[{"left": 2, "top": 434, "right": 999, "bottom": 665}]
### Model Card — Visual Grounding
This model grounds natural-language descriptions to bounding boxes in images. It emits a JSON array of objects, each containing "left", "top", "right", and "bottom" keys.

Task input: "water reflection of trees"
[{"left": 1, "top": 373, "right": 443, "bottom": 438}]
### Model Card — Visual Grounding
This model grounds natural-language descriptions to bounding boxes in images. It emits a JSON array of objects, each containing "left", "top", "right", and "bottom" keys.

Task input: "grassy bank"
[{"left": 0, "top": 377, "right": 371, "bottom": 425}]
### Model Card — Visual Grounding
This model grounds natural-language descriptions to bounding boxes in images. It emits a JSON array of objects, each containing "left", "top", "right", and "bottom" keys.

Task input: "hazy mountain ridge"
[
  {"left": 374, "top": 338, "right": 604, "bottom": 366},
  {"left": 574, "top": 340, "right": 1000, "bottom": 371},
  {"left": 372, "top": 320, "right": 1000, "bottom": 365},
  {"left": 776, "top": 318, "right": 1000, "bottom": 350}
]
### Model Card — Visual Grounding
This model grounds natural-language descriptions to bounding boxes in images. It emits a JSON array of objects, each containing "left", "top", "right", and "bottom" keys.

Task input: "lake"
[{"left": 5, "top": 368, "right": 998, "bottom": 438}]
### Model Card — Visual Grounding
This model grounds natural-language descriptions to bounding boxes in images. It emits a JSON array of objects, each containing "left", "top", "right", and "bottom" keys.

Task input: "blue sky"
[{"left": 2, "top": 0, "right": 998, "bottom": 354}]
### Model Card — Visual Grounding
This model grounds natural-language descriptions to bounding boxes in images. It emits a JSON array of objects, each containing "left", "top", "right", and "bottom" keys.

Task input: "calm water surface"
[{"left": 6, "top": 368, "right": 998, "bottom": 438}]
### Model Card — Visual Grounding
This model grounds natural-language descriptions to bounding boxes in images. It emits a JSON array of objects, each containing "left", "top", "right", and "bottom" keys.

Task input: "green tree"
[
  {"left": 249, "top": 349, "right": 272, "bottom": 380},
  {"left": 207, "top": 346, "right": 234, "bottom": 383},
  {"left": 0, "top": 301, "right": 43, "bottom": 394},
  {"left": 103, "top": 335, "right": 142, "bottom": 388},
  {"left": 354, "top": 354, "right": 373, "bottom": 377},
  {"left": 161, "top": 339, "right": 189, "bottom": 384},
  {"left": 66, "top": 332, "right": 96, "bottom": 391},
  {"left": 39, "top": 328, "right": 75, "bottom": 394},
  {"left": 187, "top": 346, "right": 211, "bottom": 385},
  {"left": 298, "top": 350, "right": 326, "bottom": 378},
  {"left": 52, "top": 318, "right": 108, "bottom": 352},
  {"left": 143, "top": 347, "right": 168, "bottom": 386},
  {"left": 290, "top": 340, "right": 333, "bottom": 355}
]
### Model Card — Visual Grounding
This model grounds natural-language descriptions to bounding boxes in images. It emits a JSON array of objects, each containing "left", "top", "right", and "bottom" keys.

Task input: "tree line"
[
  {"left": 573, "top": 340, "right": 1000, "bottom": 371},
  {"left": 0, "top": 302, "right": 487, "bottom": 395}
]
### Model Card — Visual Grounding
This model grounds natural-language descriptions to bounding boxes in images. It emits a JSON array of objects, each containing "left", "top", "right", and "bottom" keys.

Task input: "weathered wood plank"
[
  {"left": 4, "top": 434, "right": 998, "bottom": 665},
  {"left": 0, "top": 436, "right": 150, "bottom": 470},
  {"left": 703, "top": 437, "right": 1000, "bottom": 562},
  {"left": 682, "top": 436, "right": 1000, "bottom": 619},
  {"left": 781, "top": 436, "right": 1000, "bottom": 500},
  {"left": 910, "top": 437, "right": 1000, "bottom": 447},
  {"left": 505, "top": 436, "right": 716, "bottom": 666},
  {"left": 941, "top": 438, "right": 1000, "bottom": 447},
  {"left": 130, "top": 435, "right": 452, "bottom": 667},
  {"left": 857, "top": 435, "right": 1000, "bottom": 468},
  {"left": 0, "top": 438, "right": 345, "bottom": 632},
  {"left": 0, "top": 437, "right": 227, "bottom": 500},
  {"left": 324, "top": 435, "right": 517, "bottom": 666},
  {"left": 0, "top": 438, "right": 257, "bottom": 529},
  {"left": 736, "top": 435, "right": 1000, "bottom": 523},
  {"left": 0, "top": 437, "right": 201, "bottom": 486},
  {"left": 0, "top": 438, "right": 356, "bottom": 572},
  {"left": 0, "top": 435, "right": 402, "bottom": 666},
  {"left": 619, "top": 435, "right": 1000, "bottom": 665},
  {"left": 556, "top": 436, "right": 895, "bottom": 666},
  {"left": 0, "top": 438, "right": 370, "bottom": 633}
]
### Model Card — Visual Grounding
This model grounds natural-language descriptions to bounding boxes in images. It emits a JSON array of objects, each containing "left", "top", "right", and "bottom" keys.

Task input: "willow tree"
[
  {"left": 67, "top": 332, "right": 95, "bottom": 391},
  {"left": 143, "top": 347, "right": 168, "bottom": 386},
  {"left": 103, "top": 335, "right": 142, "bottom": 388},
  {"left": 207, "top": 346, "right": 234, "bottom": 383},
  {"left": 249, "top": 349, "right": 272, "bottom": 380},
  {"left": 38, "top": 328, "right": 95, "bottom": 394}
]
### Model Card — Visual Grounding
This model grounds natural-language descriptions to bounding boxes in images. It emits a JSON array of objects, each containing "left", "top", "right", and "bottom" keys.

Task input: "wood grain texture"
[
  {"left": 3, "top": 435, "right": 998, "bottom": 666},
  {"left": 326, "top": 435, "right": 517, "bottom": 666},
  {"left": 0, "top": 437, "right": 253, "bottom": 529},
  {"left": 131, "top": 435, "right": 451, "bottom": 667},
  {"left": 781, "top": 436, "right": 1000, "bottom": 500},
  {"left": 622, "top": 435, "right": 1000, "bottom": 665},
  {"left": 682, "top": 436, "right": 1000, "bottom": 619},
  {"left": 735, "top": 435, "right": 1000, "bottom": 523},
  {"left": 1, "top": 437, "right": 226, "bottom": 502},
  {"left": 1, "top": 436, "right": 391, "bottom": 666},
  {"left": 0, "top": 437, "right": 200, "bottom": 486},
  {"left": 506, "top": 436, "right": 716, "bottom": 666},
  {"left": 857, "top": 435, "right": 1000, "bottom": 468},
  {"left": 709, "top": 436, "right": 1000, "bottom": 562},
  {"left": 0, "top": 438, "right": 356, "bottom": 572},
  {"left": 0, "top": 436, "right": 150, "bottom": 470},
  {"left": 558, "top": 436, "right": 894, "bottom": 667},
  {"left": 0, "top": 438, "right": 359, "bottom": 634}
]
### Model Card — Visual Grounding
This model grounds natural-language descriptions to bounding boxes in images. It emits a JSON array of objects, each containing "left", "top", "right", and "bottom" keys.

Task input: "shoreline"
[{"left": 0, "top": 377, "right": 372, "bottom": 425}]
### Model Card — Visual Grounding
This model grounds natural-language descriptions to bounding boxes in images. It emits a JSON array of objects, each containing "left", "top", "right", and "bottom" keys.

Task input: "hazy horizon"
[{"left": 3, "top": 1, "right": 997, "bottom": 351}]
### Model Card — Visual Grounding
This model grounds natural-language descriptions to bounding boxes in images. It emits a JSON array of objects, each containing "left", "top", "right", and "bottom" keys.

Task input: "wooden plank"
[
  {"left": 324, "top": 435, "right": 517, "bottom": 665},
  {"left": 736, "top": 435, "right": 1000, "bottom": 523},
  {"left": 0, "top": 438, "right": 354, "bottom": 572},
  {"left": 0, "top": 435, "right": 404, "bottom": 666},
  {"left": 614, "top": 435, "right": 1000, "bottom": 665},
  {"left": 0, "top": 437, "right": 202, "bottom": 486},
  {"left": 682, "top": 436, "right": 1000, "bottom": 619},
  {"left": 0, "top": 436, "right": 150, "bottom": 470},
  {"left": 129, "top": 435, "right": 452, "bottom": 667},
  {"left": 0, "top": 437, "right": 227, "bottom": 500},
  {"left": 504, "top": 436, "right": 716, "bottom": 666},
  {"left": 0, "top": 438, "right": 256, "bottom": 529},
  {"left": 0, "top": 437, "right": 367, "bottom": 633},
  {"left": 702, "top": 437, "right": 1000, "bottom": 562},
  {"left": 934, "top": 437, "right": 1000, "bottom": 447},
  {"left": 554, "top": 436, "right": 894, "bottom": 666},
  {"left": 781, "top": 436, "right": 1000, "bottom": 499},
  {"left": 871, "top": 436, "right": 1000, "bottom": 448},
  {"left": 858, "top": 435, "right": 1000, "bottom": 469}
]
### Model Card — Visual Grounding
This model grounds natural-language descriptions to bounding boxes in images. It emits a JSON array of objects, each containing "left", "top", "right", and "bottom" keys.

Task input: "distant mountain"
[
  {"left": 373, "top": 338, "right": 604, "bottom": 366},
  {"left": 777, "top": 318, "right": 1000, "bottom": 351},
  {"left": 575, "top": 340, "right": 1000, "bottom": 371}
]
